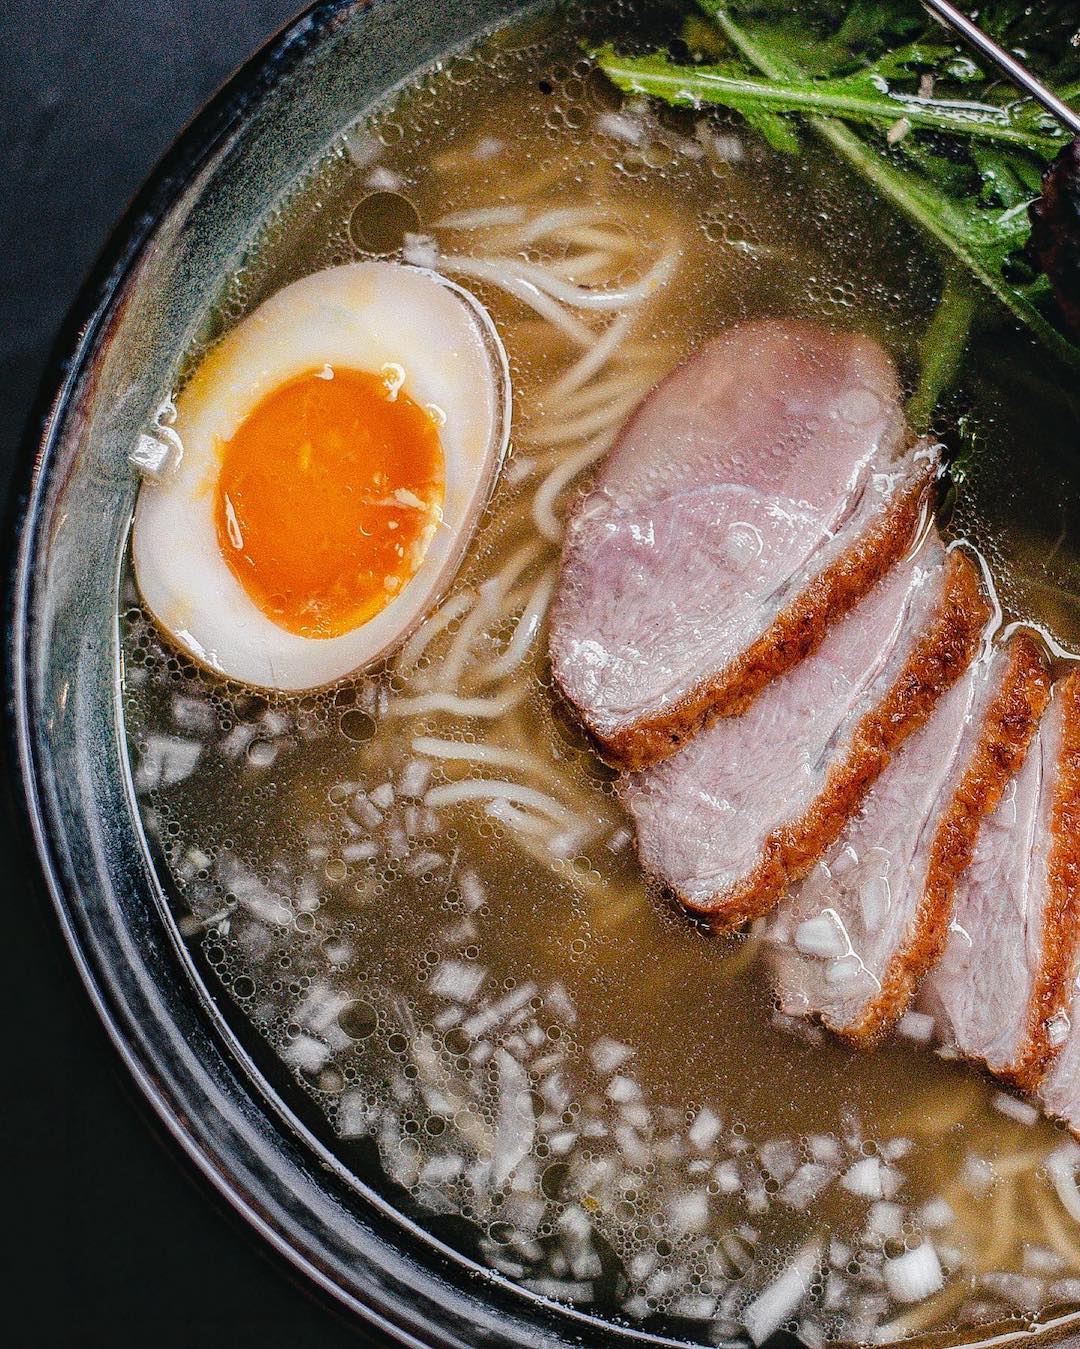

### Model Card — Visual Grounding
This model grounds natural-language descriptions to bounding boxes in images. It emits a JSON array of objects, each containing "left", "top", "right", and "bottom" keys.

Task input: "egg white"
[{"left": 132, "top": 261, "right": 510, "bottom": 690}]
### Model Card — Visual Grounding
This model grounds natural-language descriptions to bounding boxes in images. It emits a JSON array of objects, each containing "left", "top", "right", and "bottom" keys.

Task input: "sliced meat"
[
  {"left": 923, "top": 668, "right": 1080, "bottom": 1095},
  {"left": 1038, "top": 673, "right": 1080, "bottom": 1127},
  {"left": 550, "top": 319, "right": 939, "bottom": 770},
  {"left": 621, "top": 540, "right": 990, "bottom": 931},
  {"left": 769, "top": 634, "right": 1050, "bottom": 1045}
]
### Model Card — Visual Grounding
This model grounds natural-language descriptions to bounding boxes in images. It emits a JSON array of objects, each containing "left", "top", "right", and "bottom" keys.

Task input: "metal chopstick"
[{"left": 921, "top": 0, "right": 1080, "bottom": 137}]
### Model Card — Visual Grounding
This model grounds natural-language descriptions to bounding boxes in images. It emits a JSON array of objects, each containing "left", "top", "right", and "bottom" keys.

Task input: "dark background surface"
[{"left": 1, "top": 3, "right": 378, "bottom": 1345}]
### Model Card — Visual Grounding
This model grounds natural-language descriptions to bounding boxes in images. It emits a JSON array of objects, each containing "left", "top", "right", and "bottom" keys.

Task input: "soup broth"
[{"left": 121, "top": 3, "right": 1080, "bottom": 1344}]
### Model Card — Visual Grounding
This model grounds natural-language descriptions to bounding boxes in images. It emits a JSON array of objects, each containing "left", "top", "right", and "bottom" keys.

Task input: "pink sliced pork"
[
  {"left": 1038, "top": 676, "right": 1080, "bottom": 1128},
  {"left": 550, "top": 319, "right": 939, "bottom": 770},
  {"left": 769, "top": 634, "right": 1050, "bottom": 1044},
  {"left": 621, "top": 540, "right": 990, "bottom": 931},
  {"left": 923, "top": 668, "right": 1080, "bottom": 1095}
]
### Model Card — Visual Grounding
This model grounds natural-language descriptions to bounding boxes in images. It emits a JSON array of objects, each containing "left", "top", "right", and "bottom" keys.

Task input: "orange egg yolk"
[{"left": 215, "top": 368, "right": 445, "bottom": 639}]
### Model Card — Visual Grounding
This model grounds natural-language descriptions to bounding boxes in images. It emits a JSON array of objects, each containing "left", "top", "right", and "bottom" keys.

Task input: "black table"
[{"left": 2, "top": 3, "right": 379, "bottom": 1344}]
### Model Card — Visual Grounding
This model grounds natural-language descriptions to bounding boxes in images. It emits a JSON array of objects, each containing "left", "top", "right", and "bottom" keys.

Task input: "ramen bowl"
[{"left": 13, "top": 2, "right": 1080, "bottom": 1347}]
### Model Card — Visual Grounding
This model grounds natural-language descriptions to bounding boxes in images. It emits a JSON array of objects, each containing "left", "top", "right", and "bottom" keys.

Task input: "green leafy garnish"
[
  {"left": 595, "top": 50, "right": 1063, "bottom": 152},
  {"left": 596, "top": 0, "right": 1080, "bottom": 403}
]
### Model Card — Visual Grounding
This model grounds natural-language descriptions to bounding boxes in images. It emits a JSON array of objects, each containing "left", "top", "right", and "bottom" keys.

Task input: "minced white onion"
[
  {"left": 419, "top": 1154, "right": 464, "bottom": 1186},
  {"left": 666, "top": 1189, "right": 709, "bottom": 1235},
  {"left": 884, "top": 1243, "right": 943, "bottom": 1303},
  {"left": 897, "top": 1010, "right": 936, "bottom": 1044},
  {"left": 1024, "top": 1246, "right": 1065, "bottom": 1276},
  {"left": 281, "top": 1033, "right": 330, "bottom": 1073},
  {"left": 807, "top": 1134, "right": 841, "bottom": 1165},
  {"left": 366, "top": 164, "right": 404, "bottom": 192},
  {"left": 337, "top": 1089, "right": 378, "bottom": 1138},
  {"left": 135, "top": 734, "right": 202, "bottom": 790},
  {"left": 780, "top": 1163, "right": 833, "bottom": 1211},
  {"left": 405, "top": 849, "right": 445, "bottom": 877},
  {"left": 430, "top": 960, "right": 486, "bottom": 1003},
  {"left": 350, "top": 793, "right": 383, "bottom": 829},
  {"left": 607, "top": 1075, "right": 641, "bottom": 1104},
  {"left": 992, "top": 1092, "right": 1039, "bottom": 1126},
  {"left": 620, "top": 1103, "right": 651, "bottom": 1131},
  {"left": 793, "top": 914, "right": 849, "bottom": 958},
  {"left": 589, "top": 1036, "right": 635, "bottom": 1073},
  {"left": 962, "top": 1153, "right": 995, "bottom": 1196},
  {"left": 491, "top": 1048, "right": 534, "bottom": 1187},
  {"left": 713, "top": 1160, "right": 740, "bottom": 1194},
  {"left": 1046, "top": 1143, "right": 1080, "bottom": 1222},
  {"left": 596, "top": 110, "right": 647, "bottom": 146},
  {"left": 343, "top": 840, "right": 378, "bottom": 863},
  {"left": 296, "top": 984, "right": 350, "bottom": 1034},
  {"left": 688, "top": 1106, "right": 723, "bottom": 1151},
  {"left": 917, "top": 1197, "right": 955, "bottom": 1230},
  {"left": 760, "top": 1139, "right": 797, "bottom": 1183},
  {"left": 614, "top": 1124, "right": 650, "bottom": 1167},
  {"left": 462, "top": 982, "right": 538, "bottom": 1039},
  {"left": 866, "top": 1201, "right": 905, "bottom": 1240},
  {"left": 341, "top": 127, "right": 380, "bottom": 169},
  {"left": 460, "top": 870, "right": 485, "bottom": 912},
  {"left": 397, "top": 757, "right": 432, "bottom": 799},
  {"left": 742, "top": 1238, "right": 822, "bottom": 1346},
  {"left": 842, "top": 1157, "right": 884, "bottom": 1199}
]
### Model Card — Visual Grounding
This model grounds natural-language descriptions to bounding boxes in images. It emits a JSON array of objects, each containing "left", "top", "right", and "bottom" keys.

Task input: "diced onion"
[
  {"left": 884, "top": 1243, "right": 943, "bottom": 1304},
  {"left": 1047, "top": 1143, "right": 1080, "bottom": 1222},
  {"left": 897, "top": 1010, "right": 935, "bottom": 1044},
  {"left": 992, "top": 1092, "right": 1039, "bottom": 1126},
  {"left": 842, "top": 1157, "right": 884, "bottom": 1199},
  {"left": 589, "top": 1037, "right": 635, "bottom": 1074},
  {"left": 793, "top": 914, "right": 848, "bottom": 958},
  {"left": 742, "top": 1239, "right": 822, "bottom": 1346},
  {"left": 688, "top": 1106, "right": 722, "bottom": 1151}
]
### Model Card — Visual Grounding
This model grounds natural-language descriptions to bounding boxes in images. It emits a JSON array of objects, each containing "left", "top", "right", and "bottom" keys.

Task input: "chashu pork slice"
[
  {"left": 621, "top": 538, "right": 990, "bottom": 931},
  {"left": 922, "top": 668, "right": 1080, "bottom": 1095},
  {"left": 550, "top": 319, "right": 939, "bottom": 770},
  {"left": 769, "top": 634, "right": 1050, "bottom": 1045},
  {"left": 1037, "top": 673, "right": 1080, "bottom": 1130}
]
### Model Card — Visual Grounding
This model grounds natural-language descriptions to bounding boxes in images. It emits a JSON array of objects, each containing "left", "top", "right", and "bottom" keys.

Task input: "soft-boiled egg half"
[{"left": 132, "top": 261, "right": 509, "bottom": 690}]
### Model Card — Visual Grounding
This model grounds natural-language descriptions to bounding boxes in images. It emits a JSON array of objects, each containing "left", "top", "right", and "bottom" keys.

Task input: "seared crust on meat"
[
  {"left": 841, "top": 634, "right": 1051, "bottom": 1047},
  {"left": 692, "top": 549, "right": 991, "bottom": 932},
  {"left": 1008, "top": 669, "right": 1080, "bottom": 1093},
  {"left": 595, "top": 455, "right": 938, "bottom": 771}
]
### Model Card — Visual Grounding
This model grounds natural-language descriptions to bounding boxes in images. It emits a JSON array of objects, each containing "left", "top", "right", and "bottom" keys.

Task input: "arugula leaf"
[
  {"left": 595, "top": 0, "right": 1080, "bottom": 380},
  {"left": 596, "top": 50, "right": 1064, "bottom": 152}
]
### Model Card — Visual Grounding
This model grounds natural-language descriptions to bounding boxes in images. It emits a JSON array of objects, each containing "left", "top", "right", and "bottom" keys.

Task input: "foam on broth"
[{"left": 121, "top": 3, "right": 1080, "bottom": 1344}]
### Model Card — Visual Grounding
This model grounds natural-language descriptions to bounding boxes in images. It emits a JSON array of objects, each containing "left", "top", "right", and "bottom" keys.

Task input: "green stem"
[{"left": 908, "top": 268, "right": 978, "bottom": 432}]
